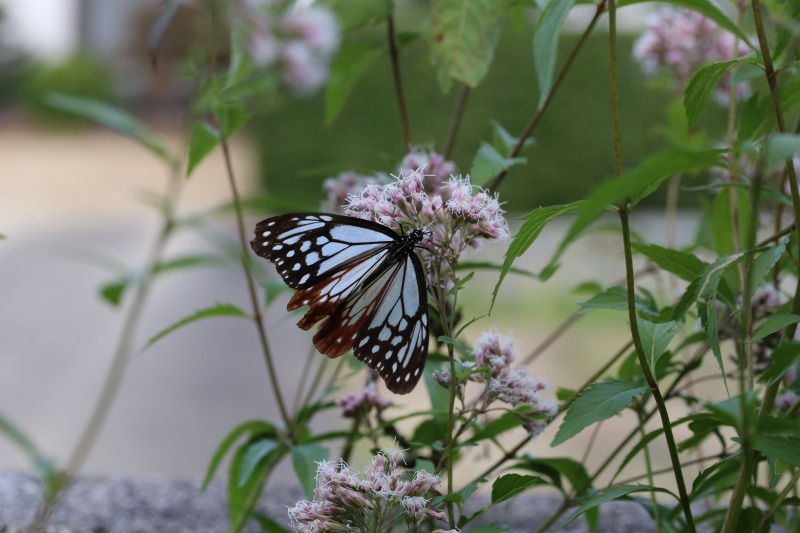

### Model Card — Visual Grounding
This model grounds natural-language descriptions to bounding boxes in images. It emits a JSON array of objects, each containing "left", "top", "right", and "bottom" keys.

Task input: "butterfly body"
[{"left": 251, "top": 213, "right": 429, "bottom": 394}]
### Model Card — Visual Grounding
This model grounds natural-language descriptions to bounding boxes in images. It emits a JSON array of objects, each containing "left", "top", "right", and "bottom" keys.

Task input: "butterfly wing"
[
  {"left": 251, "top": 213, "right": 397, "bottom": 290},
  {"left": 251, "top": 213, "right": 429, "bottom": 394}
]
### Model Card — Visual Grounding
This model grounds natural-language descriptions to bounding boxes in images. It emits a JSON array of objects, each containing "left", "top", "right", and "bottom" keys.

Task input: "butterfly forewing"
[
  {"left": 251, "top": 213, "right": 430, "bottom": 394},
  {"left": 252, "top": 214, "right": 396, "bottom": 290}
]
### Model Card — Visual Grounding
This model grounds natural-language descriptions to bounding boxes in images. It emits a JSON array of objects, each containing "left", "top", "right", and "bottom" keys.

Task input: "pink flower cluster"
[
  {"left": 435, "top": 332, "right": 558, "bottom": 438},
  {"left": 287, "top": 450, "right": 447, "bottom": 532},
  {"left": 335, "top": 383, "right": 392, "bottom": 417},
  {"left": 344, "top": 169, "right": 509, "bottom": 271},
  {"left": 321, "top": 148, "right": 458, "bottom": 214},
  {"left": 238, "top": 0, "right": 340, "bottom": 95},
  {"left": 399, "top": 147, "right": 458, "bottom": 192},
  {"left": 633, "top": 7, "right": 750, "bottom": 102}
]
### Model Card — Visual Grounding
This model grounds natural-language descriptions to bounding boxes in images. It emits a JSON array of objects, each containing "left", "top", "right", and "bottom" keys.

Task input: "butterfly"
[{"left": 250, "top": 213, "right": 430, "bottom": 394}]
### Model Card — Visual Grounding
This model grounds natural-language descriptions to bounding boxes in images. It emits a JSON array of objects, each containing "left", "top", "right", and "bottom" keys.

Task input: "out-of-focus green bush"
[
  {"left": 249, "top": 29, "right": 727, "bottom": 211},
  {"left": 22, "top": 54, "right": 117, "bottom": 126}
]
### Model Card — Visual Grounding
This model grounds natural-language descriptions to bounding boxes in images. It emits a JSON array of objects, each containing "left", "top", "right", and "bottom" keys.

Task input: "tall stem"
[
  {"left": 619, "top": 208, "right": 696, "bottom": 532},
  {"left": 442, "top": 86, "right": 470, "bottom": 159},
  {"left": 387, "top": 14, "right": 412, "bottom": 150},
  {"left": 487, "top": 0, "right": 606, "bottom": 193},
  {"left": 219, "top": 138, "right": 291, "bottom": 430}
]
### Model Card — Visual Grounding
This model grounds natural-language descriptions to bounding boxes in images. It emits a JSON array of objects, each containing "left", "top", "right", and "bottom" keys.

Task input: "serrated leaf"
[
  {"left": 202, "top": 420, "right": 278, "bottom": 490},
  {"left": 748, "top": 238, "right": 788, "bottom": 296},
  {"left": 551, "top": 380, "right": 646, "bottom": 446},
  {"left": 617, "top": 0, "right": 753, "bottom": 49},
  {"left": 557, "top": 485, "right": 677, "bottom": 530},
  {"left": 638, "top": 319, "right": 681, "bottom": 369},
  {"left": 684, "top": 60, "right": 740, "bottom": 128},
  {"left": 758, "top": 342, "right": 800, "bottom": 386},
  {"left": 291, "top": 444, "right": 328, "bottom": 499},
  {"left": 469, "top": 143, "right": 526, "bottom": 186},
  {"left": 545, "top": 149, "right": 721, "bottom": 276},
  {"left": 491, "top": 473, "right": 543, "bottom": 505},
  {"left": 766, "top": 134, "right": 800, "bottom": 171},
  {"left": 42, "top": 93, "right": 173, "bottom": 164},
  {"left": 491, "top": 201, "right": 581, "bottom": 309},
  {"left": 690, "top": 455, "right": 741, "bottom": 498},
  {"left": 187, "top": 121, "right": 220, "bottom": 177},
  {"left": 631, "top": 243, "right": 706, "bottom": 281},
  {"left": 753, "top": 436, "right": 800, "bottom": 468},
  {"left": 752, "top": 314, "right": 800, "bottom": 343},
  {"left": 239, "top": 439, "right": 279, "bottom": 487},
  {"left": 143, "top": 303, "right": 250, "bottom": 351},
  {"left": 325, "top": 42, "right": 382, "bottom": 126},
  {"left": 533, "top": 0, "right": 575, "bottom": 108},
  {"left": 425, "top": 0, "right": 506, "bottom": 89}
]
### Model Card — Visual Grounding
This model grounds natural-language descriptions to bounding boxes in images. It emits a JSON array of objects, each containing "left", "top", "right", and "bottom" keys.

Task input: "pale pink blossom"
[
  {"left": 633, "top": 7, "right": 750, "bottom": 102},
  {"left": 335, "top": 383, "right": 393, "bottom": 417}
]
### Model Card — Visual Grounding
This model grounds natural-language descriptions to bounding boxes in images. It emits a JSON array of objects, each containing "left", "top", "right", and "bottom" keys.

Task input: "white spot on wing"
[
  {"left": 306, "top": 252, "right": 320, "bottom": 265},
  {"left": 299, "top": 273, "right": 310, "bottom": 284},
  {"left": 330, "top": 225, "right": 394, "bottom": 243}
]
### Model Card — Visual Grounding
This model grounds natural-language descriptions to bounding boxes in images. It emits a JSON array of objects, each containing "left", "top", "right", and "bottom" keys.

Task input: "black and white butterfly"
[{"left": 250, "top": 213, "right": 429, "bottom": 394}]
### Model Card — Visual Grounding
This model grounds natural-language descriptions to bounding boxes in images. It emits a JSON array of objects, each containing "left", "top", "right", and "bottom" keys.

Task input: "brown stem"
[{"left": 387, "top": 14, "right": 412, "bottom": 150}]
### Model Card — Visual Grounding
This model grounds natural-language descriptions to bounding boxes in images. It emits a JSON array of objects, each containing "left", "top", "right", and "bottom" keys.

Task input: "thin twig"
[
  {"left": 442, "top": 86, "right": 470, "bottom": 159},
  {"left": 387, "top": 14, "right": 412, "bottom": 150}
]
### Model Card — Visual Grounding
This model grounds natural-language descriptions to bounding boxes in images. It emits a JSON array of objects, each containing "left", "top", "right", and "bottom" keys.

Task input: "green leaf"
[
  {"left": 557, "top": 485, "right": 677, "bottom": 530},
  {"left": 514, "top": 457, "right": 591, "bottom": 495},
  {"left": 551, "top": 380, "right": 646, "bottom": 446},
  {"left": 291, "top": 443, "right": 328, "bottom": 499},
  {"left": 491, "top": 473, "right": 543, "bottom": 505},
  {"left": 42, "top": 92, "right": 173, "bottom": 164},
  {"left": 324, "top": 42, "right": 382, "bottom": 126},
  {"left": 631, "top": 243, "right": 706, "bottom": 281},
  {"left": 684, "top": 60, "right": 740, "bottom": 128},
  {"left": 213, "top": 103, "right": 248, "bottom": 139},
  {"left": 577, "top": 286, "right": 658, "bottom": 317},
  {"left": 229, "top": 440, "right": 283, "bottom": 532},
  {"left": 752, "top": 314, "right": 800, "bottom": 343},
  {"left": 321, "top": 0, "right": 391, "bottom": 31},
  {"left": 611, "top": 427, "right": 665, "bottom": 483},
  {"left": 187, "top": 121, "right": 220, "bottom": 177},
  {"left": 0, "top": 411, "right": 54, "bottom": 478},
  {"left": 546, "top": 149, "right": 721, "bottom": 275},
  {"left": 753, "top": 436, "right": 800, "bottom": 468},
  {"left": 425, "top": 0, "right": 506, "bottom": 89},
  {"left": 466, "top": 411, "right": 524, "bottom": 445},
  {"left": 202, "top": 419, "right": 278, "bottom": 490},
  {"left": 691, "top": 455, "right": 741, "bottom": 498},
  {"left": 766, "top": 134, "right": 800, "bottom": 171},
  {"left": 491, "top": 201, "right": 581, "bottom": 309},
  {"left": 143, "top": 303, "right": 250, "bottom": 351},
  {"left": 638, "top": 319, "right": 681, "bottom": 369},
  {"left": 758, "top": 342, "right": 800, "bottom": 386},
  {"left": 617, "top": 0, "right": 753, "bottom": 49},
  {"left": 748, "top": 238, "right": 788, "bottom": 296},
  {"left": 239, "top": 439, "right": 279, "bottom": 487},
  {"left": 533, "top": 0, "right": 575, "bottom": 108},
  {"left": 100, "top": 280, "right": 126, "bottom": 307},
  {"left": 469, "top": 143, "right": 526, "bottom": 186}
]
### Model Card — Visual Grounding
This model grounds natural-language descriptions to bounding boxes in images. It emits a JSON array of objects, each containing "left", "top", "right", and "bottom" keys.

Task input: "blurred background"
[{"left": 0, "top": 0, "right": 721, "bottom": 490}]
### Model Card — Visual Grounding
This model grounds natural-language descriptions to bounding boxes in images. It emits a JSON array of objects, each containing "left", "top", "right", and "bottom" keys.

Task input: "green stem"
[
  {"left": 219, "top": 138, "right": 292, "bottom": 431},
  {"left": 387, "top": 13, "right": 412, "bottom": 150},
  {"left": 442, "top": 85, "right": 470, "bottom": 159},
  {"left": 26, "top": 160, "right": 183, "bottom": 533},
  {"left": 486, "top": 0, "right": 607, "bottom": 193},
  {"left": 619, "top": 207, "right": 696, "bottom": 532}
]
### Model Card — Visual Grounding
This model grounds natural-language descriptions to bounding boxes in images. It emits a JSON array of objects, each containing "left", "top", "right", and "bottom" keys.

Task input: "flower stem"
[
  {"left": 619, "top": 207, "right": 696, "bottom": 532},
  {"left": 219, "top": 137, "right": 292, "bottom": 431},
  {"left": 442, "top": 85, "right": 470, "bottom": 159},
  {"left": 387, "top": 13, "right": 412, "bottom": 150},
  {"left": 487, "top": 0, "right": 607, "bottom": 193}
]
